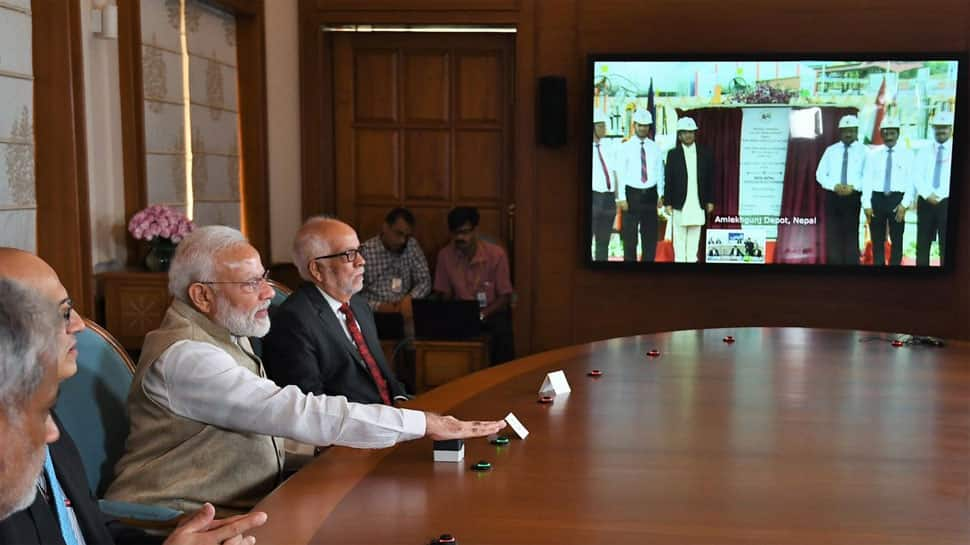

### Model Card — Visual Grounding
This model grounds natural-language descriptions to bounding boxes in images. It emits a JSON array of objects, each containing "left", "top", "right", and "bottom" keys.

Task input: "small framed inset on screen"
[{"left": 587, "top": 53, "right": 965, "bottom": 271}]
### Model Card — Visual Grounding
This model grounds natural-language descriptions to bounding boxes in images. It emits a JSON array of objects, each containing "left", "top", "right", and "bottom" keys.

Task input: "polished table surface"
[{"left": 251, "top": 328, "right": 970, "bottom": 545}]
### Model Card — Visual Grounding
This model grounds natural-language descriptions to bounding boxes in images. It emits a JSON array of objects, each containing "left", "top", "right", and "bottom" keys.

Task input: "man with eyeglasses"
[
  {"left": 0, "top": 248, "right": 267, "bottom": 545},
  {"left": 106, "top": 226, "right": 506, "bottom": 516},
  {"left": 358, "top": 207, "right": 431, "bottom": 319},
  {"left": 262, "top": 216, "right": 410, "bottom": 404}
]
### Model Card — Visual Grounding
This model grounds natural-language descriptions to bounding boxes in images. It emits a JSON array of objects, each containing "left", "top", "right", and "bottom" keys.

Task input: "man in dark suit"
[
  {"left": 262, "top": 217, "right": 408, "bottom": 404},
  {"left": 663, "top": 117, "right": 715, "bottom": 263},
  {"left": 0, "top": 249, "right": 267, "bottom": 545}
]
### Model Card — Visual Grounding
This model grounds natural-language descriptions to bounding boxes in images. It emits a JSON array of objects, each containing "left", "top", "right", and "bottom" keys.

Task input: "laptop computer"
[
  {"left": 412, "top": 299, "right": 482, "bottom": 340},
  {"left": 373, "top": 311, "right": 405, "bottom": 340}
]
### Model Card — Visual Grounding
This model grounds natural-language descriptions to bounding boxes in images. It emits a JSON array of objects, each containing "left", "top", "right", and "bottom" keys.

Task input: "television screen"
[{"left": 587, "top": 55, "right": 964, "bottom": 269}]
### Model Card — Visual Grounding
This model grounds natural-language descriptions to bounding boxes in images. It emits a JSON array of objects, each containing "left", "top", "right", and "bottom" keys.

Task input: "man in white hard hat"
[
  {"left": 861, "top": 117, "right": 915, "bottom": 266},
  {"left": 616, "top": 110, "right": 664, "bottom": 262},
  {"left": 815, "top": 114, "right": 867, "bottom": 265},
  {"left": 664, "top": 116, "right": 715, "bottom": 263},
  {"left": 591, "top": 109, "right": 620, "bottom": 261},
  {"left": 913, "top": 110, "right": 954, "bottom": 266}
]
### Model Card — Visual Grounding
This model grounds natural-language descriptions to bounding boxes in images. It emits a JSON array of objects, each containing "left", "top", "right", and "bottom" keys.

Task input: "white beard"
[{"left": 215, "top": 300, "right": 271, "bottom": 338}]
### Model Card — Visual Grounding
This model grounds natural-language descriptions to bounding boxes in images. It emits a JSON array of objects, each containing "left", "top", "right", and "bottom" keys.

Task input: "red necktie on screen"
[
  {"left": 339, "top": 303, "right": 392, "bottom": 405},
  {"left": 640, "top": 141, "right": 648, "bottom": 183},
  {"left": 596, "top": 143, "right": 611, "bottom": 190}
]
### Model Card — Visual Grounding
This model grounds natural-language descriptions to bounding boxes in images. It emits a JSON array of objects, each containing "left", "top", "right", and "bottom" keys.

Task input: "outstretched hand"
[
  {"left": 165, "top": 503, "right": 268, "bottom": 545},
  {"left": 425, "top": 413, "right": 507, "bottom": 440}
]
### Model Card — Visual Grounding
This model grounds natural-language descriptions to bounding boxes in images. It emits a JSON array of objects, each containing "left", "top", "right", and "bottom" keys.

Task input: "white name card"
[
  {"left": 538, "top": 370, "right": 571, "bottom": 396},
  {"left": 505, "top": 412, "right": 529, "bottom": 439}
]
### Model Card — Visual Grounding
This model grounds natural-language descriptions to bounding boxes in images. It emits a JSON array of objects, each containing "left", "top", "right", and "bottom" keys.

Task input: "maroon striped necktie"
[
  {"left": 641, "top": 141, "right": 648, "bottom": 183},
  {"left": 339, "top": 303, "right": 392, "bottom": 405},
  {"left": 596, "top": 143, "right": 611, "bottom": 190}
]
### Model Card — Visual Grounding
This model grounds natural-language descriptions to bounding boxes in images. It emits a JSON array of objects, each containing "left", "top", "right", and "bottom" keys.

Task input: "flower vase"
[{"left": 145, "top": 239, "right": 177, "bottom": 272}]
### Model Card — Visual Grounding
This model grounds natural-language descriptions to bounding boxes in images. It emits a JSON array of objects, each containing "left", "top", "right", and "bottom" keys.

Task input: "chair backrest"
[
  {"left": 54, "top": 319, "right": 135, "bottom": 497},
  {"left": 267, "top": 279, "right": 292, "bottom": 307}
]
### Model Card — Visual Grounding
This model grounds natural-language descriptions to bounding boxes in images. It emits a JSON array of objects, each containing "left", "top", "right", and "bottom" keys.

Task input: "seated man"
[
  {"left": 106, "top": 226, "right": 505, "bottom": 515},
  {"left": 359, "top": 207, "right": 431, "bottom": 321},
  {"left": 262, "top": 217, "right": 408, "bottom": 404},
  {"left": 0, "top": 250, "right": 267, "bottom": 545},
  {"left": 433, "top": 207, "right": 515, "bottom": 365}
]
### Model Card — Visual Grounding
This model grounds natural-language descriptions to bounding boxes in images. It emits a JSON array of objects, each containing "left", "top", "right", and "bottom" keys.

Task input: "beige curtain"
[
  {"left": 140, "top": 0, "right": 240, "bottom": 228},
  {"left": 185, "top": 0, "right": 240, "bottom": 229},
  {"left": 0, "top": 0, "right": 36, "bottom": 251}
]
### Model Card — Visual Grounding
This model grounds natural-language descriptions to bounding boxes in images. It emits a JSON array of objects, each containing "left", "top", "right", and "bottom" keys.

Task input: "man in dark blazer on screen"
[
  {"left": 663, "top": 117, "right": 715, "bottom": 263},
  {"left": 262, "top": 217, "right": 408, "bottom": 404}
]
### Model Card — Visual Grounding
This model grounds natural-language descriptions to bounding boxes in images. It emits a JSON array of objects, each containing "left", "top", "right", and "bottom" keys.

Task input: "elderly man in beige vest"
[{"left": 106, "top": 226, "right": 505, "bottom": 516}]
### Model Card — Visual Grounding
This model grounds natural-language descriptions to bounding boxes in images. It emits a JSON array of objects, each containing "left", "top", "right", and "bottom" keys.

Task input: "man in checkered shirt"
[{"left": 359, "top": 208, "right": 432, "bottom": 318}]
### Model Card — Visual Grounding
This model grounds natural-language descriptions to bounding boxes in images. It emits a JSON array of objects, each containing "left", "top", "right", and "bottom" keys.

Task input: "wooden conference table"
[{"left": 251, "top": 328, "right": 969, "bottom": 545}]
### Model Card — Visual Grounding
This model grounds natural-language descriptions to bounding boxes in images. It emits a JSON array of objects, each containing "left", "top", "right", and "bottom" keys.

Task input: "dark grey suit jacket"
[{"left": 261, "top": 283, "right": 406, "bottom": 404}]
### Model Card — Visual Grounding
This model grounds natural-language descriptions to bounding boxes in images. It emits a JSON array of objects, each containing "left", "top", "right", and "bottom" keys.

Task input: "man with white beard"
[{"left": 106, "top": 226, "right": 506, "bottom": 516}]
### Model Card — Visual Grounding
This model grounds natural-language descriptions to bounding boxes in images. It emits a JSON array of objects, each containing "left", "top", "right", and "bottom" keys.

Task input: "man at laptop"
[
  {"left": 359, "top": 207, "right": 432, "bottom": 331},
  {"left": 262, "top": 217, "right": 409, "bottom": 404},
  {"left": 433, "top": 207, "right": 515, "bottom": 365}
]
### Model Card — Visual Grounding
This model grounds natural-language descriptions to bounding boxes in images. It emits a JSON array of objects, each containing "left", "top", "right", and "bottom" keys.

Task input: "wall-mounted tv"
[{"left": 586, "top": 54, "right": 964, "bottom": 270}]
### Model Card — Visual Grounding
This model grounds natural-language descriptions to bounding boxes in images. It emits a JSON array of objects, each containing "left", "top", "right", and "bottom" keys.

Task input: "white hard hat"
[
  {"left": 930, "top": 111, "right": 954, "bottom": 126},
  {"left": 838, "top": 115, "right": 860, "bottom": 129},
  {"left": 633, "top": 110, "right": 653, "bottom": 125},
  {"left": 880, "top": 117, "right": 900, "bottom": 130},
  {"left": 593, "top": 110, "right": 608, "bottom": 125},
  {"left": 676, "top": 117, "right": 698, "bottom": 131}
]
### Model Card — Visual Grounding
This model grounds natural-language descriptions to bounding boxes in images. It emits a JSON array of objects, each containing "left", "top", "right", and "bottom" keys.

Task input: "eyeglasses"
[
  {"left": 197, "top": 270, "right": 271, "bottom": 293},
  {"left": 58, "top": 298, "right": 74, "bottom": 324},
  {"left": 313, "top": 247, "right": 362, "bottom": 264}
]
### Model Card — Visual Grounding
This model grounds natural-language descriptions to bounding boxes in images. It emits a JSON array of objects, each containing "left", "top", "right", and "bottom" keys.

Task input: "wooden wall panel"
[
  {"left": 403, "top": 51, "right": 450, "bottom": 123},
  {"left": 404, "top": 130, "right": 451, "bottom": 200},
  {"left": 410, "top": 206, "right": 451, "bottom": 267},
  {"left": 455, "top": 130, "right": 502, "bottom": 201},
  {"left": 354, "top": 49, "right": 398, "bottom": 123},
  {"left": 354, "top": 205, "right": 390, "bottom": 243},
  {"left": 32, "top": 0, "right": 93, "bottom": 315},
  {"left": 301, "top": 0, "right": 969, "bottom": 358},
  {"left": 354, "top": 129, "right": 400, "bottom": 200},
  {"left": 456, "top": 52, "right": 502, "bottom": 123}
]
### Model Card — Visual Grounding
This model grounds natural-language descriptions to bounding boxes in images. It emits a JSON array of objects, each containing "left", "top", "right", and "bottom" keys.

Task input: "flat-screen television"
[{"left": 586, "top": 54, "right": 965, "bottom": 270}]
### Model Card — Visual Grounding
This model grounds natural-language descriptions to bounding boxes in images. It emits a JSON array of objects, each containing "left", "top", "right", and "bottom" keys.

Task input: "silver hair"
[
  {"left": 168, "top": 226, "right": 249, "bottom": 302},
  {"left": 292, "top": 215, "right": 337, "bottom": 281},
  {"left": 0, "top": 279, "right": 59, "bottom": 420}
]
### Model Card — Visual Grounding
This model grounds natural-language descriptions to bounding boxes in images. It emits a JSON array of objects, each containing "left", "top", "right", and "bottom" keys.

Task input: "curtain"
[
  {"left": 775, "top": 106, "right": 857, "bottom": 264},
  {"left": 141, "top": 0, "right": 188, "bottom": 214},
  {"left": 185, "top": 0, "right": 240, "bottom": 228},
  {"left": 140, "top": 0, "right": 240, "bottom": 228},
  {"left": 0, "top": 0, "right": 36, "bottom": 251}
]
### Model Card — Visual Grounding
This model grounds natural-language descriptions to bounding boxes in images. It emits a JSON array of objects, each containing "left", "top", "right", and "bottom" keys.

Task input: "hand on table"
[
  {"left": 165, "top": 503, "right": 267, "bottom": 545},
  {"left": 425, "top": 413, "right": 506, "bottom": 440}
]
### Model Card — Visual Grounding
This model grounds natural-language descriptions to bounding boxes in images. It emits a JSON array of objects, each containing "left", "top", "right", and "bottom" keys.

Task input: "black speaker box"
[{"left": 537, "top": 76, "right": 567, "bottom": 147}]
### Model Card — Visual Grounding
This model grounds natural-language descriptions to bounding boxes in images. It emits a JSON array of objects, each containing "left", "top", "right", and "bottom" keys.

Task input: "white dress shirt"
[
  {"left": 815, "top": 140, "right": 866, "bottom": 191},
  {"left": 142, "top": 339, "right": 426, "bottom": 448},
  {"left": 318, "top": 286, "right": 355, "bottom": 342},
  {"left": 618, "top": 136, "right": 665, "bottom": 196},
  {"left": 862, "top": 145, "right": 916, "bottom": 209},
  {"left": 912, "top": 139, "right": 952, "bottom": 200},
  {"left": 591, "top": 140, "right": 618, "bottom": 197}
]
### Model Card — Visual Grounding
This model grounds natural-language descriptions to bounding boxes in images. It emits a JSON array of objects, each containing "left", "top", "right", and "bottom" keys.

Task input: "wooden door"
[{"left": 332, "top": 32, "right": 514, "bottom": 270}]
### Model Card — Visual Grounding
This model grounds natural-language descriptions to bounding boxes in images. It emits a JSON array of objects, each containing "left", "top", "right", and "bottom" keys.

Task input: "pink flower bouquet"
[{"left": 127, "top": 205, "right": 194, "bottom": 243}]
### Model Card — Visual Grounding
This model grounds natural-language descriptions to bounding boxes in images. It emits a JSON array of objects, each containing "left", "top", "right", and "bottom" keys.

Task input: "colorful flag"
[{"left": 646, "top": 78, "right": 656, "bottom": 139}]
